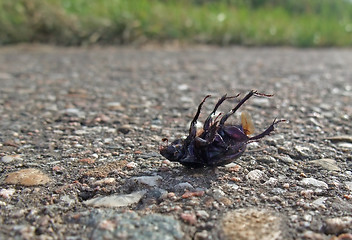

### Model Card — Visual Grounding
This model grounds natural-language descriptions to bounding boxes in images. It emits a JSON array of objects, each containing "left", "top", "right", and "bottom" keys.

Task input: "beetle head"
[{"left": 160, "top": 138, "right": 185, "bottom": 162}]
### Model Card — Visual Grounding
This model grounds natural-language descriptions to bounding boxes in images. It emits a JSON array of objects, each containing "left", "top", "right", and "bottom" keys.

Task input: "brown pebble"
[
  {"left": 182, "top": 191, "right": 205, "bottom": 199},
  {"left": 180, "top": 212, "right": 197, "bottom": 225},
  {"left": 221, "top": 208, "right": 283, "bottom": 240},
  {"left": 218, "top": 197, "right": 233, "bottom": 206},
  {"left": 4, "top": 168, "right": 51, "bottom": 186},
  {"left": 79, "top": 158, "right": 95, "bottom": 164},
  {"left": 333, "top": 233, "right": 352, "bottom": 240}
]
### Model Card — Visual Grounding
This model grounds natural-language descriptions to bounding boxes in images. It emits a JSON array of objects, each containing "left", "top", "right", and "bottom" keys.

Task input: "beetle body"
[{"left": 160, "top": 90, "right": 284, "bottom": 168}]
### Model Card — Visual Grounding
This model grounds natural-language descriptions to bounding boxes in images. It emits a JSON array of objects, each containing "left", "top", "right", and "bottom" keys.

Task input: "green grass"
[{"left": 0, "top": 0, "right": 351, "bottom": 47}]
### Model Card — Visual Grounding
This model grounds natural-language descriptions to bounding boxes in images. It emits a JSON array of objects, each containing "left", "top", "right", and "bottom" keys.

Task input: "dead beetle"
[{"left": 160, "top": 90, "right": 284, "bottom": 168}]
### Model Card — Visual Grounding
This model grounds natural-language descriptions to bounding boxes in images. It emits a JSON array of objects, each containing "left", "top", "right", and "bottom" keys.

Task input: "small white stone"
[
  {"left": 132, "top": 175, "right": 162, "bottom": 187},
  {"left": 345, "top": 181, "right": 352, "bottom": 191},
  {"left": 93, "top": 177, "right": 116, "bottom": 186},
  {"left": 106, "top": 102, "right": 124, "bottom": 111},
  {"left": 196, "top": 210, "right": 210, "bottom": 220},
  {"left": 264, "top": 177, "right": 278, "bottom": 186},
  {"left": 0, "top": 188, "right": 16, "bottom": 199},
  {"left": 246, "top": 169, "right": 267, "bottom": 181},
  {"left": 312, "top": 197, "right": 327, "bottom": 208},
  {"left": 84, "top": 190, "right": 146, "bottom": 207},
  {"left": 178, "top": 84, "right": 189, "bottom": 91},
  {"left": 174, "top": 182, "right": 194, "bottom": 191},
  {"left": 2, "top": 155, "right": 22, "bottom": 163},
  {"left": 300, "top": 178, "right": 328, "bottom": 189},
  {"left": 337, "top": 142, "right": 352, "bottom": 149},
  {"left": 226, "top": 183, "right": 239, "bottom": 191},
  {"left": 126, "top": 162, "right": 137, "bottom": 169}
]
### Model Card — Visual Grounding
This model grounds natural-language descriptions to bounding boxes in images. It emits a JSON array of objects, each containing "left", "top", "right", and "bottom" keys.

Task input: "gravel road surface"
[{"left": 0, "top": 45, "right": 352, "bottom": 239}]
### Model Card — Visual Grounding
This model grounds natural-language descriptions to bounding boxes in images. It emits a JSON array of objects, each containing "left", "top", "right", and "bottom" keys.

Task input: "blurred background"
[{"left": 0, "top": 0, "right": 351, "bottom": 47}]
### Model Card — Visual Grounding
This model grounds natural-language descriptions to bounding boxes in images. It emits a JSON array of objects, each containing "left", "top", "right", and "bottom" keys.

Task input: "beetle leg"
[
  {"left": 219, "top": 90, "right": 272, "bottom": 126},
  {"left": 249, "top": 118, "right": 285, "bottom": 141},
  {"left": 203, "top": 93, "right": 240, "bottom": 131},
  {"left": 188, "top": 95, "right": 211, "bottom": 139},
  {"left": 195, "top": 121, "right": 219, "bottom": 146}
]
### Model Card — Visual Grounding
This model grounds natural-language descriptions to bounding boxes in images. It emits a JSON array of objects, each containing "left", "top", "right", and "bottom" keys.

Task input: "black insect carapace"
[{"left": 160, "top": 90, "right": 284, "bottom": 168}]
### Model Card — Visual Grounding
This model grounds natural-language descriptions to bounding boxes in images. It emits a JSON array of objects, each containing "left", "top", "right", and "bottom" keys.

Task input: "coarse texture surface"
[{"left": 0, "top": 45, "right": 352, "bottom": 239}]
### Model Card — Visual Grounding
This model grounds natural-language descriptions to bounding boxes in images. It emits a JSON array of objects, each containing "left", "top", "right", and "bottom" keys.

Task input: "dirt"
[{"left": 0, "top": 45, "right": 351, "bottom": 240}]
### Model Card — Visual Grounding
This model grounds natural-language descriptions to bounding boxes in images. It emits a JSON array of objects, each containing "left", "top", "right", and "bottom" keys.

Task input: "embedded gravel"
[{"left": 0, "top": 45, "right": 352, "bottom": 240}]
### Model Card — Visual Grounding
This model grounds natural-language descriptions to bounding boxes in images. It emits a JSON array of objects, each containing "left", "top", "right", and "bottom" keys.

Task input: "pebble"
[
  {"left": 106, "top": 102, "right": 124, "bottom": 111},
  {"left": 4, "top": 168, "right": 51, "bottom": 186},
  {"left": 60, "top": 195, "right": 76, "bottom": 206},
  {"left": 84, "top": 190, "right": 146, "bottom": 207},
  {"left": 312, "top": 197, "right": 327, "bottom": 208},
  {"left": 177, "top": 84, "right": 189, "bottom": 91},
  {"left": 277, "top": 155, "right": 294, "bottom": 164},
  {"left": 90, "top": 212, "right": 184, "bottom": 240},
  {"left": 246, "top": 169, "right": 267, "bottom": 181},
  {"left": 337, "top": 142, "right": 352, "bottom": 149},
  {"left": 257, "top": 156, "right": 276, "bottom": 164},
  {"left": 309, "top": 158, "right": 341, "bottom": 171},
  {"left": 331, "top": 233, "right": 352, "bottom": 240},
  {"left": 181, "top": 191, "right": 204, "bottom": 199},
  {"left": 345, "top": 181, "right": 352, "bottom": 191},
  {"left": 327, "top": 135, "right": 352, "bottom": 143},
  {"left": 180, "top": 212, "right": 197, "bottom": 225},
  {"left": 196, "top": 210, "right": 210, "bottom": 220},
  {"left": 118, "top": 124, "right": 132, "bottom": 134},
  {"left": 62, "top": 108, "right": 85, "bottom": 118},
  {"left": 221, "top": 208, "right": 283, "bottom": 240},
  {"left": 126, "top": 161, "right": 138, "bottom": 169},
  {"left": 0, "top": 72, "right": 12, "bottom": 79},
  {"left": 264, "top": 177, "right": 278, "bottom": 186},
  {"left": 212, "top": 189, "right": 226, "bottom": 200},
  {"left": 324, "top": 216, "right": 352, "bottom": 234},
  {"left": 226, "top": 183, "right": 239, "bottom": 191},
  {"left": 174, "top": 182, "right": 194, "bottom": 192},
  {"left": 194, "top": 230, "right": 209, "bottom": 240},
  {"left": 252, "top": 97, "right": 270, "bottom": 107},
  {"left": 0, "top": 188, "right": 16, "bottom": 199},
  {"left": 1, "top": 154, "right": 22, "bottom": 163},
  {"left": 294, "top": 145, "right": 311, "bottom": 158},
  {"left": 300, "top": 178, "right": 328, "bottom": 189},
  {"left": 131, "top": 175, "right": 162, "bottom": 187},
  {"left": 302, "top": 230, "right": 326, "bottom": 240},
  {"left": 92, "top": 178, "right": 116, "bottom": 186}
]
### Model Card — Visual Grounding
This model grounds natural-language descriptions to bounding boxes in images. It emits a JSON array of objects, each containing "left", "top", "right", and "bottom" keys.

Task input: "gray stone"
[
  {"left": 91, "top": 212, "right": 183, "bottom": 240},
  {"left": 1, "top": 155, "right": 22, "bottom": 163},
  {"left": 294, "top": 145, "right": 311, "bottom": 158},
  {"left": 326, "top": 135, "right": 352, "bottom": 143},
  {"left": 337, "top": 142, "right": 352, "bottom": 149},
  {"left": 309, "top": 158, "right": 341, "bottom": 171},
  {"left": 174, "top": 182, "right": 194, "bottom": 192},
  {"left": 277, "top": 155, "right": 294, "bottom": 164},
  {"left": 62, "top": 108, "right": 85, "bottom": 118},
  {"left": 106, "top": 102, "right": 124, "bottom": 111},
  {"left": 300, "top": 178, "right": 328, "bottom": 189},
  {"left": 312, "top": 197, "right": 327, "bottom": 208},
  {"left": 84, "top": 190, "right": 146, "bottom": 208},
  {"left": 131, "top": 175, "right": 162, "bottom": 187},
  {"left": 345, "top": 181, "right": 352, "bottom": 191}
]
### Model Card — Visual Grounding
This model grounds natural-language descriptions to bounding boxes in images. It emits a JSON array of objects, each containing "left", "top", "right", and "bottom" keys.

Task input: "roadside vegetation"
[{"left": 0, "top": 0, "right": 351, "bottom": 47}]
